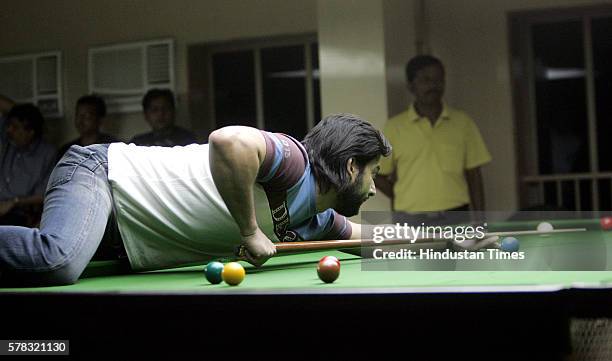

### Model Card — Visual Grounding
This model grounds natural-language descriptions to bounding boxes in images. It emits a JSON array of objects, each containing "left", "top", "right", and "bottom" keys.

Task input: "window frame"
[
  {"left": 204, "top": 34, "right": 319, "bottom": 132},
  {"left": 509, "top": 4, "right": 612, "bottom": 211}
]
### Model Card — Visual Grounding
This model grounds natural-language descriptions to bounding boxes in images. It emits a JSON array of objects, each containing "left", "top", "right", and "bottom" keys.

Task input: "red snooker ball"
[
  {"left": 602, "top": 217, "right": 612, "bottom": 231},
  {"left": 317, "top": 257, "right": 340, "bottom": 283}
]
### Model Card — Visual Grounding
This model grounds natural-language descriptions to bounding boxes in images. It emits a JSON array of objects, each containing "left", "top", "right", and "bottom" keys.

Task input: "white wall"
[
  {"left": 317, "top": 0, "right": 417, "bottom": 213},
  {"left": 0, "top": 0, "right": 318, "bottom": 145},
  {"left": 317, "top": 0, "right": 389, "bottom": 125},
  {"left": 427, "top": 0, "right": 612, "bottom": 211},
  {"left": 317, "top": 0, "right": 383, "bottom": 214},
  {"left": 383, "top": 0, "right": 416, "bottom": 118}
]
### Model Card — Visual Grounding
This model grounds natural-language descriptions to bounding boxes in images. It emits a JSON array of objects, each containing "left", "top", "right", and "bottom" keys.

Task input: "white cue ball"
[{"left": 537, "top": 222, "right": 554, "bottom": 232}]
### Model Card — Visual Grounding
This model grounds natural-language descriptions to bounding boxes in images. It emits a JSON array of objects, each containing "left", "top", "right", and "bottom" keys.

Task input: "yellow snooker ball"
[{"left": 222, "top": 262, "right": 246, "bottom": 286}]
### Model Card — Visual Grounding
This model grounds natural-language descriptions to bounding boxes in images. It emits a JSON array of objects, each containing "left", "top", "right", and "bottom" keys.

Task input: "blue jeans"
[{"left": 0, "top": 144, "right": 117, "bottom": 286}]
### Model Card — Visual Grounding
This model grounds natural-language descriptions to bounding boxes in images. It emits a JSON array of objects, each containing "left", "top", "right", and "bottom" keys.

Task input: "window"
[
  {"left": 0, "top": 51, "right": 63, "bottom": 118},
  {"left": 212, "top": 50, "right": 256, "bottom": 128},
  {"left": 510, "top": 6, "right": 612, "bottom": 211},
  {"left": 189, "top": 35, "right": 320, "bottom": 141}
]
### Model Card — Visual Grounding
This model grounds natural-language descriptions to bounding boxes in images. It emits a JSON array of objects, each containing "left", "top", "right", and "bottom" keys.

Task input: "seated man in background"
[
  {"left": 130, "top": 88, "right": 197, "bottom": 146},
  {"left": 58, "top": 95, "right": 118, "bottom": 160},
  {"left": 0, "top": 104, "right": 56, "bottom": 226}
]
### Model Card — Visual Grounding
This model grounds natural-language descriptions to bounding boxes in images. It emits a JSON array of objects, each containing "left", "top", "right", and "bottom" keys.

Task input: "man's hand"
[{"left": 241, "top": 228, "right": 277, "bottom": 267}]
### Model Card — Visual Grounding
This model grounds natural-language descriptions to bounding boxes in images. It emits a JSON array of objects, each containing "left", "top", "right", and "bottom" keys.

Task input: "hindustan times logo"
[
  {"left": 372, "top": 248, "right": 526, "bottom": 260},
  {"left": 371, "top": 223, "right": 487, "bottom": 243}
]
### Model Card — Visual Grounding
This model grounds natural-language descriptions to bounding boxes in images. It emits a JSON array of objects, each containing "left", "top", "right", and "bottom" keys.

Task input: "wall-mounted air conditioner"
[
  {"left": 88, "top": 38, "right": 175, "bottom": 114},
  {"left": 0, "top": 51, "right": 63, "bottom": 118}
]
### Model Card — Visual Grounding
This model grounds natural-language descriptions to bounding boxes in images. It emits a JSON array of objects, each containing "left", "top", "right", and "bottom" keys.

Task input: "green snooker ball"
[{"left": 204, "top": 261, "right": 224, "bottom": 284}]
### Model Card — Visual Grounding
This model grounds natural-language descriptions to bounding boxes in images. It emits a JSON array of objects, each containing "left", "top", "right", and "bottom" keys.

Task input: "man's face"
[
  {"left": 409, "top": 64, "right": 445, "bottom": 105},
  {"left": 75, "top": 104, "right": 100, "bottom": 136},
  {"left": 144, "top": 96, "right": 175, "bottom": 131},
  {"left": 335, "top": 158, "right": 380, "bottom": 217},
  {"left": 6, "top": 117, "right": 35, "bottom": 148}
]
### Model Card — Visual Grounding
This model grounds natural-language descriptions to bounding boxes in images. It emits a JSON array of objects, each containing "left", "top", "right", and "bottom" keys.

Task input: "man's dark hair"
[
  {"left": 405, "top": 55, "right": 444, "bottom": 83},
  {"left": 302, "top": 113, "right": 391, "bottom": 193},
  {"left": 142, "top": 88, "right": 175, "bottom": 111},
  {"left": 76, "top": 95, "right": 106, "bottom": 118},
  {"left": 6, "top": 103, "right": 44, "bottom": 139}
]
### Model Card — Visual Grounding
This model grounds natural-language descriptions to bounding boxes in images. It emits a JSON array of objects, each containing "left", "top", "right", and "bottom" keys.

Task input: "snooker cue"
[
  {"left": 82, "top": 227, "right": 588, "bottom": 278},
  {"left": 274, "top": 238, "right": 447, "bottom": 253},
  {"left": 238, "top": 227, "right": 587, "bottom": 256}
]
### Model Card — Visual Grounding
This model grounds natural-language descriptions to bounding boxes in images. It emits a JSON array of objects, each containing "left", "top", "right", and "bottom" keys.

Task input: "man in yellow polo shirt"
[{"left": 376, "top": 55, "right": 491, "bottom": 225}]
